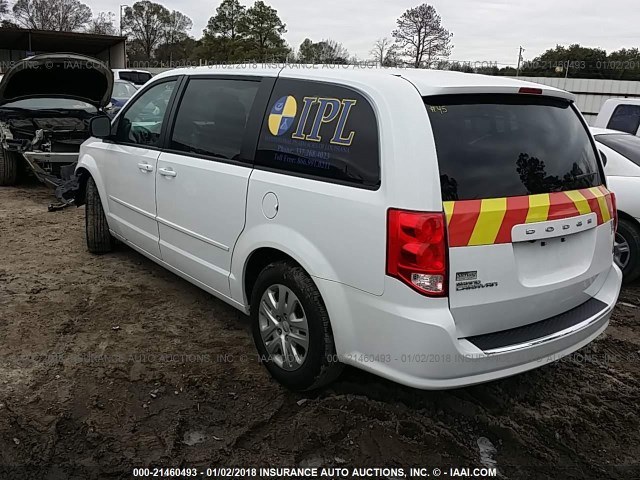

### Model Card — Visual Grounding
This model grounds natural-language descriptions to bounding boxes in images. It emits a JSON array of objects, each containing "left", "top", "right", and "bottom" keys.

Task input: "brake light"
[
  {"left": 518, "top": 87, "right": 543, "bottom": 95},
  {"left": 610, "top": 192, "right": 618, "bottom": 232},
  {"left": 387, "top": 209, "right": 447, "bottom": 296}
]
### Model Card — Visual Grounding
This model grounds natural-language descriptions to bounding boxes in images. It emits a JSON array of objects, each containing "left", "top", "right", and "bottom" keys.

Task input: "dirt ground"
[{"left": 0, "top": 183, "right": 639, "bottom": 480}]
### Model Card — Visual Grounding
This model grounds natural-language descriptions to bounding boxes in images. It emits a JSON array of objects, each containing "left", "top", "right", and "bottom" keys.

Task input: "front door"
[{"left": 101, "top": 78, "right": 179, "bottom": 259}]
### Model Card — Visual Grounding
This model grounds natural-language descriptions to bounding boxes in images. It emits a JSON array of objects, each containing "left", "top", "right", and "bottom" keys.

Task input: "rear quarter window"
[
  {"left": 426, "top": 94, "right": 603, "bottom": 201},
  {"left": 255, "top": 79, "right": 380, "bottom": 189}
]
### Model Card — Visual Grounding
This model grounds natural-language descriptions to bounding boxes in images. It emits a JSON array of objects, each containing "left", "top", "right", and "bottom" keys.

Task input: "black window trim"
[
  {"left": 572, "top": 102, "right": 607, "bottom": 187},
  {"left": 106, "top": 75, "right": 185, "bottom": 152},
  {"left": 252, "top": 78, "right": 382, "bottom": 191},
  {"left": 606, "top": 104, "right": 640, "bottom": 135},
  {"left": 161, "top": 74, "right": 277, "bottom": 169},
  {"left": 252, "top": 164, "right": 383, "bottom": 191}
]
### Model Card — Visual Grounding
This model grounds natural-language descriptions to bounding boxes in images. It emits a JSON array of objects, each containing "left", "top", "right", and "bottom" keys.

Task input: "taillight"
[
  {"left": 387, "top": 209, "right": 447, "bottom": 297},
  {"left": 610, "top": 192, "right": 618, "bottom": 232},
  {"left": 518, "top": 87, "right": 543, "bottom": 95}
]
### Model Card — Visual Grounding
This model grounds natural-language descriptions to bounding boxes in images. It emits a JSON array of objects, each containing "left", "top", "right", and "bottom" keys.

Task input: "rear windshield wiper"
[{"left": 572, "top": 172, "right": 598, "bottom": 181}]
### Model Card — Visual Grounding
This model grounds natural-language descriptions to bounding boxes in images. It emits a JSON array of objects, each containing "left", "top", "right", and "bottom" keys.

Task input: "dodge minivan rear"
[{"left": 77, "top": 66, "right": 621, "bottom": 391}]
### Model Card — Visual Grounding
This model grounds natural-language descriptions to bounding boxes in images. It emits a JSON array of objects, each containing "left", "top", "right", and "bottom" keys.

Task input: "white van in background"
[
  {"left": 112, "top": 69, "right": 153, "bottom": 88},
  {"left": 595, "top": 98, "right": 640, "bottom": 136}
]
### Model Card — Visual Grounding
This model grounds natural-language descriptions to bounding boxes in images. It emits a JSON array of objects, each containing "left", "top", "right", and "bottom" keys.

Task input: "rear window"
[
  {"left": 426, "top": 94, "right": 603, "bottom": 201},
  {"left": 595, "top": 133, "right": 640, "bottom": 166}
]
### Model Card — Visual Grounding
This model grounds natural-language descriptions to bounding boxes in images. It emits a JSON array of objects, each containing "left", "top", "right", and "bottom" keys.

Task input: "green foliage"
[
  {"left": 155, "top": 37, "right": 199, "bottom": 64},
  {"left": 199, "top": 0, "right": 247, "bottom": 62},
  {"left": 199, "top": 0, "right": 289, "bottom": 63},
  {"left": 520, "top": 44, "right": 607, "bottom": 78},
  {"left": 517, "top": 44, "right": 640, "bottom": 80},
  {"left": 298, "top": 38, "right": 349, "bottom": 64},
  {"left": 606, "top": 48, "right": 640, "bottom": 80},
  {"left": 238, "top": 1, "right": 289, "bottom": 61},
  {"left": 123, "top": 1, "right": 192, "bottom": 61}
]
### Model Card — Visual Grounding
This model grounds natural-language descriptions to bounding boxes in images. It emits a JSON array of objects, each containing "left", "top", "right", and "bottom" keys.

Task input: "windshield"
[
  {"left": 0, "top": 98, "right": 97, "bottom": 112},
  {"left": 426, "top": 94, "right": 602, "bottom": 201},
  {"left": 113, "top": 82, "right": 137, "bottom": 99},
  {"left": 595, "top": 133, "right": 640, "bottom": 166}
]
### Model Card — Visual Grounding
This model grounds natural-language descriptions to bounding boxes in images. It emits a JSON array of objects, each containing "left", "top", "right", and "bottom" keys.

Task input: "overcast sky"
[{"left": 82, "top": 0, "right": 637, "bottom": 66}]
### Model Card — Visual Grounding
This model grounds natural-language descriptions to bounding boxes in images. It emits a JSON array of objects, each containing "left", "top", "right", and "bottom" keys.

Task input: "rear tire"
[
  {"left": 251, "top": 261, "right": 343, "bottom": 391},
  {"left": 86, "top": 177, "right": 113, "bottom": 254},
  {"left": 0, "top": 148, "right": 19, "bottom": 186},
  {"left": 616, "top": 218, "right": 640, "bottom": 284}
]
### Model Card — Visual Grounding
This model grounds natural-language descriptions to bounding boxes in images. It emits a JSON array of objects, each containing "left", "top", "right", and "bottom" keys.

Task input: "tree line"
[
  {"left": 0, "top": 0, "right": 638, "bottom": 80},
  {"left": 0, "top": 0, "right": 455, "bottom": 67}
]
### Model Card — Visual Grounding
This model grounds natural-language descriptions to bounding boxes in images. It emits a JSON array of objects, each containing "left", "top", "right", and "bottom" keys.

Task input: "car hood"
[{"left": 0, "top": 53, "right": 113, "bottom": 109}]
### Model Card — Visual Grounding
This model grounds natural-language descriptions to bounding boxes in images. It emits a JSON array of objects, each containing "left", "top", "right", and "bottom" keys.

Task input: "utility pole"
[
  {"left": 120, "top": 5, "right": 127, "bottom": 37},
  {"left": 516, "top": 46, "right": 524, "bottom": 76}
]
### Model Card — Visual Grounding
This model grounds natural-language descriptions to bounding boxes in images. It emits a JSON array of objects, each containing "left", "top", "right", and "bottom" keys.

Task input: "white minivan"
[{"left": 75, "top": 66, "right": 622, "bottom": 391}]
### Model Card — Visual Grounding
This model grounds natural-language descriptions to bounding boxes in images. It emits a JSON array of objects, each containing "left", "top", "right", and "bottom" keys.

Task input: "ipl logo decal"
[{"left": 268, "top": 96, "right": 298, "bottom": 136}]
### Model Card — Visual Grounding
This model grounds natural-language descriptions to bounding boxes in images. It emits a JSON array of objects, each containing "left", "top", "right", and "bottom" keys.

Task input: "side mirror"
[
  {"left": 599, "top": 150, "right": 608, "bottom": 167},
  {"left": 90, "top": 116, "right": 112, "bottom": 139}
]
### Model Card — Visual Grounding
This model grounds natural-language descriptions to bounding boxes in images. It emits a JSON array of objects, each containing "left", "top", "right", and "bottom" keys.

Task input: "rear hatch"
[{"left": 426, "top": 93, "right": 616, "bottom": 338}]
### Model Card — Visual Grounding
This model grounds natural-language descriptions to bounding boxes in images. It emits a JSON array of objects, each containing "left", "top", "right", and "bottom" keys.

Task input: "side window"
[
  {"left": 607, "top": 105, "right": 640, "bottom": 135},
  {"left": 116, "top": 80, "right": 176, "bottom": 147},
  {"left": 255, "top": 79, "right": 381, "bottom": 189},
  {"left": 170, "top": 78, "right": 260, "bottom": 161}
]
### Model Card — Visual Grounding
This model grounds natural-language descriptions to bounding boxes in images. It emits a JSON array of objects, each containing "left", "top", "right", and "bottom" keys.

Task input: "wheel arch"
[
  {"left": 617, "top": 209, "right": 640, "bottom": 227},
  {"left": 73, "top": 154, "right": 108, "bottom": 213},
  {"left": 74, "top": 166, "right": 91, "bottom": 206},
  {"left": 243, "top": 247, "right": 310, "bottom": 311}
]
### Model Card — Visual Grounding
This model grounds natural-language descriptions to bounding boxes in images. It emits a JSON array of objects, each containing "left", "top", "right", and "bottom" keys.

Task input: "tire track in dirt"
[{"left": 0, "top": 185, "right": 639, "bottom": 479}]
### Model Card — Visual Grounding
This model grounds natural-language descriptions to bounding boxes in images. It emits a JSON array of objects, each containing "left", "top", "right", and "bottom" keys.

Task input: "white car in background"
[{"left": 592, "top": 127, "right": 640, "bottom": 281}]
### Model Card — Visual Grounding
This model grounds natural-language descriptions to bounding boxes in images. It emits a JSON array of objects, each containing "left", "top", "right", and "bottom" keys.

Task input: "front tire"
[
  {"left": 85, "top": 177, "right": 113, "bottom": 254},
  {"left": 251, "top": 261, "right": 343, "bottom": 391},
  {"left": 615, "top": 218, "right": 640, "bottom": 284},
  {"left": 0, "top": 148, "right": 19, "bottom": 186}
]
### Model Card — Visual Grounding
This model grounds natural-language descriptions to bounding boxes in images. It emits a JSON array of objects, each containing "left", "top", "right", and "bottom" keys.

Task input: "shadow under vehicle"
[{"left": 0, "top": 53, "right": 113, "bottom": 207}]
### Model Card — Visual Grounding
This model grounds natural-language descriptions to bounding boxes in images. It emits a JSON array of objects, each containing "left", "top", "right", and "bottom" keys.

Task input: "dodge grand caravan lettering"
[{"left": 74, "top": 66, "right": 622, "bottom": 391}]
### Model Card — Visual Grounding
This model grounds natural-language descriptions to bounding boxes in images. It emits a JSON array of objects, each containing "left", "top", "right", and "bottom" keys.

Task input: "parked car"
[
  {"left": 592, "top": 127, "right": 640, "bottom": 281},
  {"left": 0, "top": 53, "right": 113, "bottom": 191},
  {"left": 112, "top": 69, "right": 152, "bottom": 87},
  {"left": 106, "top": 80, "right": 139, "bottom": 117},
  {"left": 594, "top": 98, "right": 640, "bottom": 136},
  {"left": 75, "top": 67, "right": 621, "bottom": 391}
]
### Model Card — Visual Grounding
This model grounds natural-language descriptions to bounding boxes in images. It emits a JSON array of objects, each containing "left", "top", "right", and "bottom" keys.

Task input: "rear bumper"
[{"left": 315, "top": 264, "right": 622, "bottom": 390}]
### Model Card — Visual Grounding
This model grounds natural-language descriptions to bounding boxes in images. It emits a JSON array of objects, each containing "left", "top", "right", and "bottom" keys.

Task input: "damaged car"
[{"left": 0, "top": 53, "right": 113, "bottom": 205}]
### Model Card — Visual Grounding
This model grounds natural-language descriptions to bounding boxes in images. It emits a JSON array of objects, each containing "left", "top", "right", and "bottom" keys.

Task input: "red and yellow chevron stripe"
[{"left": 444, "top": 186, "right": 615, "bottom": 248}]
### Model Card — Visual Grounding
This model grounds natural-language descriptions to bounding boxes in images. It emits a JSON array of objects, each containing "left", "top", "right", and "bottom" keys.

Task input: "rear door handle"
[
  {"left": 158, "top": 167, "right": 177, "bottom": 178},
  {"left": 137, "top": 162, "right": 154, "bottom": 173}
]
